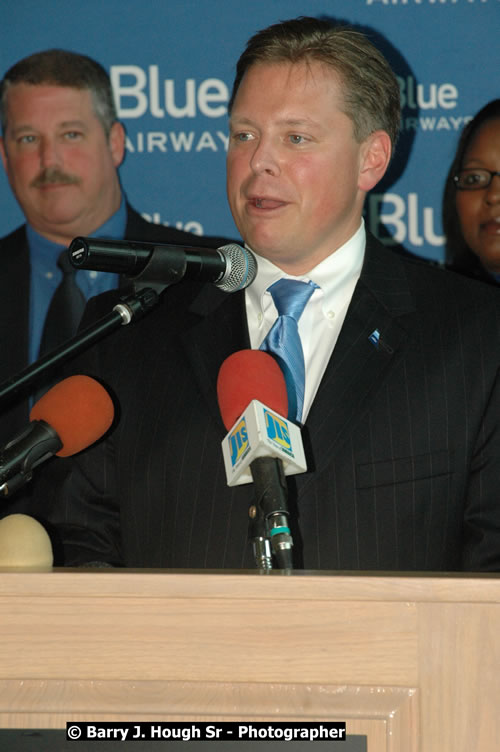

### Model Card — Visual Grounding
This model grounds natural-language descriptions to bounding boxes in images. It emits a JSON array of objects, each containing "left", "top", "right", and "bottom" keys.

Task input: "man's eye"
[
  {"left": 19, "top": 135, "right": 37, "bottom": 144},
  {"left": 289, "top": 134, "right": 306, "bottom": 144},
  {"left": 234, "top": 132, "right": 253, "bottom": 142}
]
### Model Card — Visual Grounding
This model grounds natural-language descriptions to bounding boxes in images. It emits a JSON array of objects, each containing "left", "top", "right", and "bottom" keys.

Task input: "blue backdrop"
[{"left": 1, "top": 0, "right": 499, "bottom": 262}]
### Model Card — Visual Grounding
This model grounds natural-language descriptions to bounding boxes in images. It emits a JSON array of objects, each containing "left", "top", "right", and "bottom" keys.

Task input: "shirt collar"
[{"left": 246, "top": 220, "right": 366, "bottom": 313}]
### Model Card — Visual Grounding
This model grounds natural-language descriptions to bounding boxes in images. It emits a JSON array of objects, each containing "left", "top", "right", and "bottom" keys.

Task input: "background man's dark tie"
[{"left": 38, "top": 250, "right": 86, "bottom": 356}]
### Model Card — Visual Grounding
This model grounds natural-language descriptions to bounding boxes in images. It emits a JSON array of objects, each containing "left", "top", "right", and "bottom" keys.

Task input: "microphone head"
[
  {"left": 0, "top": 514, "right": 53, "bottom": 568},
  {"left": 215, "top": 244, "right": 257, "bottom": 292},
  {"left": 217, "top": 349, "right": 288, "bottom": 430},
  {"left": 29, "top": 375, "right": 114, "bottom": 457}
]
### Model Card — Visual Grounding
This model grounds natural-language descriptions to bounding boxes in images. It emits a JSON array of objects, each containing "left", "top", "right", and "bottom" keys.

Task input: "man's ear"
[
  {"left": 358, "top": 130, "right": 392, "bottom": 192},
  {"left": 0, "top": 137, "right": 8, "bottom": 173},
  {"left": 109, "top": 121, "right": 126, "bottom": 168}
]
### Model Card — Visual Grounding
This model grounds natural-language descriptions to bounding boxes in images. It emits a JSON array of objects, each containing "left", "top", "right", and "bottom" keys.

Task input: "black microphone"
[
  {"left": 0, "top": 375, "right": 114, "bottom": 497},
  {"left": 69, "top": 237, "right": 257, "bottom": 292}
]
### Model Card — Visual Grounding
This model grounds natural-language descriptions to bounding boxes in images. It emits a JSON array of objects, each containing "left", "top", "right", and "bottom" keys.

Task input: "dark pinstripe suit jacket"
[
  {"left": 0, "top": 205, "right": 230, "bottom": 516},
  {"left": 46, "top": 232, "right": 500, "bottom": 572}
]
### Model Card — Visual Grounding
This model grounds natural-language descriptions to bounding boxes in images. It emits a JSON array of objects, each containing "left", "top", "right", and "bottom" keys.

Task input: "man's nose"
[
  {"left": 38, "top": 136, "right": 61, "bottom": 169},
  {"left": 249, "top": 137, "right": 281, "bottom": 177}
]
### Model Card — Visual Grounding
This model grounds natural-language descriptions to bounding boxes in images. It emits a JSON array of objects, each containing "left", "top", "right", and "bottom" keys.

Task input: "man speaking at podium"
[{"left": 45, "top": 17, "right": 500, "bottom": 572}]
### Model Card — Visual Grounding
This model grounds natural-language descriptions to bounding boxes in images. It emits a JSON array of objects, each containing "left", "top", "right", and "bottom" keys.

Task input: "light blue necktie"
[{"left": 260, "top": 278, "right": 318, "bottom": 423}]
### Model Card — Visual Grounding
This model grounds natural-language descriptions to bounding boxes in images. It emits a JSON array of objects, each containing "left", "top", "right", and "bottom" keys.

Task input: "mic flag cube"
[{"left": 221, "top": 399, "right": 307, "bottom": 487}]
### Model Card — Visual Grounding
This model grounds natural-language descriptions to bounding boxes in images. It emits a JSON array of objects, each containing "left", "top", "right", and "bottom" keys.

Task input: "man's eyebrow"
[
  {"left": 229, "top": 116, "right": 321, "bottom": 128},
  {"left": 10, "top": 119, "right": 88, "bottom": 135}
]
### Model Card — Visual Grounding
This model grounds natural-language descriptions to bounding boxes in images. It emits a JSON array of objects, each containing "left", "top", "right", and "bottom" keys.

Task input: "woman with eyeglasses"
[{"left": 443, "top": 99, "right": 500, "bottom": 283}]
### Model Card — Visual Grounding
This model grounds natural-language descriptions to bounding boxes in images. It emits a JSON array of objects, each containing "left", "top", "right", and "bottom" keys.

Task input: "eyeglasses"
[{"left": 454, "top": 168, "right": 500, "bottom": 191}]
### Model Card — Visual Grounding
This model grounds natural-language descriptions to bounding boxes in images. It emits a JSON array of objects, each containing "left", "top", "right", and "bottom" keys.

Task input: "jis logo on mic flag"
[
  {"left": 264, "top": 409, "right": 293, "bottom": 456},
  {"left": 229, "top": 418, "right": 249, "bottom": 466}
]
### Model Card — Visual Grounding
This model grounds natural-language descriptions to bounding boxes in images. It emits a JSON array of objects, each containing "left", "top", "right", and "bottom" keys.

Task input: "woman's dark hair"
[{"left": 442, "top": 99, "right": 500, "bottom": 273}]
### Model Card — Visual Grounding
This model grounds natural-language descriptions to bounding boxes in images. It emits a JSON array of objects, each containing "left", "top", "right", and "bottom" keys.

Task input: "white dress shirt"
[{"left": 245, "top": 221, "right": 365, "bottom": 421}]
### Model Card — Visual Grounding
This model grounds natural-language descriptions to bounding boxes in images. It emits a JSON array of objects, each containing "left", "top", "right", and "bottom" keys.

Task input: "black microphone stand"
[
  {"left": 248, "top": 456, "right": 294, "bottom": 571},
  {"left": 248, "top": 502, "right": 273, "bottom": 571},
  {"left": 0, "top": 287, "right": 159, "bottom": 408}
]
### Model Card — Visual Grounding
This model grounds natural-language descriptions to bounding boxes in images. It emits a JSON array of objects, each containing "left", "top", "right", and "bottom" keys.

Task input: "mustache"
[{"left": 30, "top": 167, "right": 81, "bottom": 188}]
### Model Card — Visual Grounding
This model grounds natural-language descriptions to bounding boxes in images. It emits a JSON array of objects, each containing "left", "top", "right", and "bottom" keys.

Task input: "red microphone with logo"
[{"left": 217, "top": 350, "right": 307, "bottom": 570}]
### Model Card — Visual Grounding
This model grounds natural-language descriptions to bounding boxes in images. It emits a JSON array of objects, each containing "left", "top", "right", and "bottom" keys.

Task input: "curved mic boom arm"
[{"left": 0, "top": 287, "right": 159, "bottom": 408}]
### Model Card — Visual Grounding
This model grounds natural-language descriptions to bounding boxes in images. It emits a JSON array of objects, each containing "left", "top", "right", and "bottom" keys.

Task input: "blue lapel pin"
[{"left": 368, "top": 329, "right": 380, "bottom": 349}]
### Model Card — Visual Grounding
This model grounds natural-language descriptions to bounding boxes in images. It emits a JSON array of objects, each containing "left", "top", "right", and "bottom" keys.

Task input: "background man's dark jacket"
[{"left": 0, "top": 204, "right": 230, "bottom": 514}]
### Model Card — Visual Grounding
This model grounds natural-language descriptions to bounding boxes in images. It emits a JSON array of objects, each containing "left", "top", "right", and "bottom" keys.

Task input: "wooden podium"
[{"left": 0, "top": 569, "right": 499, "bottom": 750}]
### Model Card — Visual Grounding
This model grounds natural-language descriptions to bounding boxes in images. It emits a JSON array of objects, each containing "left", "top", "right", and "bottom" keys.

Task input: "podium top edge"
[{"left": 0, "top": 567, "right": 499, "bottom": 603}]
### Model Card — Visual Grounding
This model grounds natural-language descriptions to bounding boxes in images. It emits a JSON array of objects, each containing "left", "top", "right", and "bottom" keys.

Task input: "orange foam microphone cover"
[
  {"left": 217, "top": 349, "right": 288, "bottom": 431},
  {"left": 30, "top": 375, "right": 114, "bottom": 457}
]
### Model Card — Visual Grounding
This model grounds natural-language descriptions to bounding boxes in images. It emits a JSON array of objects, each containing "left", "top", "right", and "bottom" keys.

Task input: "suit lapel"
[
  {"left": 0, "top": 227, "right": 30, "bottom": 381},
  {"left": 302, "top": 235, "right": 416, "bottom": 478},
  {"left": 176, "top": 235, "right": 417, "bottom": 463},
  {"left": 180, "top": 285, "right": 250, "bottom": 430},
  {"left": 0, "top": 227, "right": 31, "bottom": 441}
]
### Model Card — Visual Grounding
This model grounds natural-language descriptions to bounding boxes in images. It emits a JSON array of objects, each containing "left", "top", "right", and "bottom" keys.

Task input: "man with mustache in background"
[{"left": 0, "top": 49, "right": 228, "bottom": 513}]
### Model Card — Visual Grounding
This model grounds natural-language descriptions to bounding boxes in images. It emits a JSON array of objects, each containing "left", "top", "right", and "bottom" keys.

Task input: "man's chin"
[
  {"left": 242, "top": 229, "right": 285, "bottom": 259},
  {"left": 247, "top": 242, "right": 282, "bottom": 262},
  {"left": 40, "top": 213, "right": 81, "bottom": 228},
  {"left": 247, "top": 243, "right": 302, "bottom": 271},
  {"left": 29, "top": 210, "right": 85, "bottom": 242}
]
